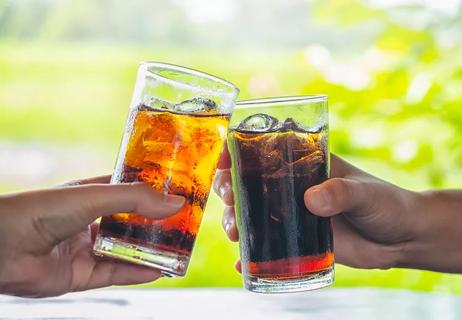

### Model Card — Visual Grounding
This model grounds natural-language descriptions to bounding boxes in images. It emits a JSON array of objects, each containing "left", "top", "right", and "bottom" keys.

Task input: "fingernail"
[
  {"left": 309, "top": 188, "right": 331, "bottom": 213},
  {"left": 219, "top": 181, "right": 231, "bottom": 199},
  {"left": 164, "top": 194, "right": 186, "bottom": 209},
  {"left": 224, "top": 222, "right": 231, "bottom": 234}
]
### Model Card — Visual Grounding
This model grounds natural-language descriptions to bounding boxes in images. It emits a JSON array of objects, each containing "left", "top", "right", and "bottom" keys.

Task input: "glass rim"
[
  {"left": 236, "top": 95, "right": 327, "bottom": 109},
  {"left": 140, "top": 61, "right": 239, "bottom": 95}
]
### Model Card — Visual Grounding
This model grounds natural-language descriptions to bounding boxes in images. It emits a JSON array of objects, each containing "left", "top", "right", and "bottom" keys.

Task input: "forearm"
[{"left": 399, "top": 190, "right": 462, "bottom": 273}]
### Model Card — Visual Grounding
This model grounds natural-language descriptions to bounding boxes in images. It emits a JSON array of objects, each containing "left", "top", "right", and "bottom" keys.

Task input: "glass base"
[
  {"left": 244, "top": 266, "right": 334, "bottom": 293},
  {"left": 93, "top": 235, "right": 190, "bottom": 277}
]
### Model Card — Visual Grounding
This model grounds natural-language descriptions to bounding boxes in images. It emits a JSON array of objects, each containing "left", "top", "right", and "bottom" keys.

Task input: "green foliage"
[{"left": 312, "top": 0, "right": 385, "bottom": 25}]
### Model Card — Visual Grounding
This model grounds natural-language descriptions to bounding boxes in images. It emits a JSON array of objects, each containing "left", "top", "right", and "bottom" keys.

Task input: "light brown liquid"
[{"left": 99, "top": 105, "right": 230, "bottom": 255}]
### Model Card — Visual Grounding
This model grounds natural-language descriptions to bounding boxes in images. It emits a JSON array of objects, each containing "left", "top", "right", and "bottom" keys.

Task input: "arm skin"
[
  {"left": 214, "top": 149, "right": 462, "bottom": 274},
  {"left": 400, "top": 190, "right": 462, "bottom": 273},
  {"left": 0, "top": 176, "right": 185, "bottom": 298}
]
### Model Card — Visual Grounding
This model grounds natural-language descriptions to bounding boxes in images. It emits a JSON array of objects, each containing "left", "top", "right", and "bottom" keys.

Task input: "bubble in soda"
[
  {"left": 173, "top": 97, "right": 217, "bottom": 114},
  {"left": 237, "top": 113, "right": 281, "bottom": 132}
]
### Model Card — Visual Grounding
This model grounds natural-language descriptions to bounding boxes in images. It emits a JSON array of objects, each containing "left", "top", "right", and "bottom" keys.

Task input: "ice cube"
[
  {"left": 173, "top": 97, "right": 217, "bottom": 114},
  {"left": 143, "top": 97, "right": 173, "bottom": 110},
  {"left": 260, "top": 149, "right": 284, "bottom": 173},
  {"left": 308, "top": 124, "right": 326, "bottom": 134},
  {"left": 282, "top": 118, "right": 307, "bottom": 132},
  {"left": 289, "top": 150, "right": 324, "bottom": 173},
  {"left": 237, "top": 113, "right": 281, "bottom": 132},
  {"left": 281, "top": 133, "right": 308, "bottom": 151},
  {"left": 271, "top": 150, "right": 324, "bottom": 177},
  {"left": 292, "top": 150, "right": 327, "bottom": 196}
]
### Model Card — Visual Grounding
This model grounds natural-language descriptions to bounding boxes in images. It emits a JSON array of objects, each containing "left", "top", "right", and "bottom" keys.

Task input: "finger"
[
  {"left": 217, "top": 143, "right": 231, "bottom": 170},
  {"left": 90, "top": 222, "right": 100, "bottom": 244},
  {"left": 304, "top": 177, "right": 370, "bottom": 217},
  {"left": 330, "top": 154, "right": 352, "bottom": 178},
  {"left": 56, "top": 175, "right": 112, "bottom": 187},
  {"left": 69, "top": 183, "right": 185, "bottom": 220},
  {"left": 213, "top": 170, "right": 234, "bottom": 206},
  {"left": 18, "top": 183, "right": 185, "bottom": 244},
  {"left": 82, "top": 261, "right": 161, "bottom": 290},
  {"left": 330, "top": 154, "right": 370, "bottom": 179},
  {"left": 222, "top": 206, "right": 239, "bottom": 242},
  {"left": 235, "top": 260, "right": 242, "bottom": 273}
]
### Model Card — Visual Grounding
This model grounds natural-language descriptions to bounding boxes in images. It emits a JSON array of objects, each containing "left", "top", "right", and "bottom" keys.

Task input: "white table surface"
[{"left": 1, "top": 287, "right": 461, "bottom": 320}]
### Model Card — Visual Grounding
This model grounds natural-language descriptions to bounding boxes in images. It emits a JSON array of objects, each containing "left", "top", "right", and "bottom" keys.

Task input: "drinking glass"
[
  {"left": 227, "top": 96, "right": 334, "bottom": 293},
  {"left": 93, "top": 62, "right": 239, "bottom": 277}
]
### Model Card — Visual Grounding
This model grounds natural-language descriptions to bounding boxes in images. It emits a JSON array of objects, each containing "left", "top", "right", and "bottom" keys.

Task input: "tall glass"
[
  {"left": 227, "top": 96, "right": 334, "bottom": 293},
  {"left": 94, "top": 62, "right": 239, "bottom": 277}
]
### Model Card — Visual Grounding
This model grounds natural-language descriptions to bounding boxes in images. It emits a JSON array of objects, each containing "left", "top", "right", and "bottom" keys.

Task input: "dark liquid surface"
[
  {"left": 228, "top": 125, "right": 333, "bottom": 278},
  {"left": 99, "top": 105, "right": 230, "bottom": 255}
]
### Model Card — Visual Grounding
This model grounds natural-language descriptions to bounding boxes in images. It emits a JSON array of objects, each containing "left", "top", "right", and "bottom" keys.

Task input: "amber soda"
[{"left": 93, "top": 62, "right": 239, "bottom": 276}]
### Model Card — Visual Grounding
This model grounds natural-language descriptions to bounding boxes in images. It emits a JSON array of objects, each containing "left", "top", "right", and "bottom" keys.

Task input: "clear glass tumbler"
[
  {"left": 93, "top": 62, "right": 239, "bottom": 277},
  {"left": 227, "top": 96, "right": 334, "bottom": 293}
]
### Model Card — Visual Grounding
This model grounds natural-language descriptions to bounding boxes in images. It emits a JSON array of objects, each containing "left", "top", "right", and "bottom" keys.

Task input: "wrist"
[{"left": 397, "top": 190, "right": 462, "bottom": 273}]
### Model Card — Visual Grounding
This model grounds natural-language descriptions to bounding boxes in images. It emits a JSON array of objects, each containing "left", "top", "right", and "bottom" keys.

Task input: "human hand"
[
  {"left": 0, "top": 176, "right": 185, "bottom": 298},
  {"left": 304, "top": 157, "right": 462, "bottom": 273},
  {"left": 214, "top": 149, "right": 422, "bottom": 271}
]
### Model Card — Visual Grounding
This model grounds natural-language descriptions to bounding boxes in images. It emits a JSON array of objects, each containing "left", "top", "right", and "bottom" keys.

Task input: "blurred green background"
[{"left": 1, "top": 0, "right": 462, "bottom": 292}]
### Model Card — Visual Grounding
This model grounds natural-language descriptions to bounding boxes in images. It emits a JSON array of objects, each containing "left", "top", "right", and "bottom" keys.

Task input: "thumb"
[
  {"left": 304, "top": 178, "right": 370, "bottom": 217},
  {"left": 20, "top": 183, "right": 185, "bottom": 245},
  {"left": 71, "top": 183, "right": 185, "bottom": 221}
]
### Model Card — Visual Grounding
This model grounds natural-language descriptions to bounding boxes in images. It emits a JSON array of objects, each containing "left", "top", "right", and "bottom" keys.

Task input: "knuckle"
[
  {"left": 213, "top": 173, "right": 223, "bottom": 193},
  {"left": 223, "top": 189, "right": 234, "bottom": 205},
  {"left": 137, "top": 183, "right": 151, "bottom": 192},
  {"left": 328, "top": 178, "right": 351, "bottom": 203},
  {"left": 222, "top": 170, "right": 232, "bottom": 183},
  {"left": 130, "top": 182, "right": 151, "bottom": 194}
]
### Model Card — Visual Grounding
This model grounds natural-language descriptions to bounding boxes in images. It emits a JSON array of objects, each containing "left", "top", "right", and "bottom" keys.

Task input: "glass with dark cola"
[
  {"left": 93, "top": 62, "right": 239, "bottom": 277},
  {"left": 227, "top": 96, "right": 334, "bottom": 293}
]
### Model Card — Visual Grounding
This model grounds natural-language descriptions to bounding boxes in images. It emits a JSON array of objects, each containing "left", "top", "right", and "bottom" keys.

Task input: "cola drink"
[{"left": 228, "top": 114, "right": 334, "bottom": 291}]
